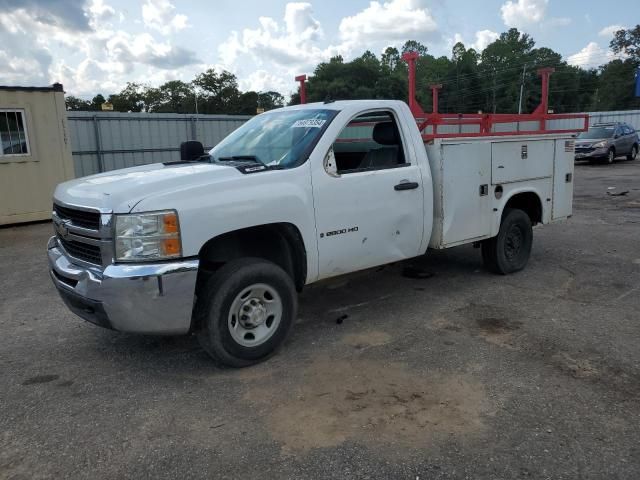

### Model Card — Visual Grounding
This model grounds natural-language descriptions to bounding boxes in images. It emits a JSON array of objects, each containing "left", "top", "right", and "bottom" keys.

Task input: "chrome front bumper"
[{"left": 48, "top": 236, "right": 199, "bottom": 335}]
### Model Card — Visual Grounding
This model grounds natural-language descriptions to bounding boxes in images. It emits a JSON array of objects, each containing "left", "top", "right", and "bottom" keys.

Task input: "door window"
[{"left": 332, "top": 111, "right": 406, "bottom": 174}]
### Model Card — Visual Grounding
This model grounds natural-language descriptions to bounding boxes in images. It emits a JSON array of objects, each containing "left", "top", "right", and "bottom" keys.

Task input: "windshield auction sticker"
[{"left": 292, "top": 119, "right": 326, "bottom": 128}]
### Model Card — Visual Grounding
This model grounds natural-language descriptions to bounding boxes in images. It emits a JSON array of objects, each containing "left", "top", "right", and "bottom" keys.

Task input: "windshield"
[
  {"left": 578, "top": 126, "right": 615, "bottom": 139},
  {"left": 210, "top": 108, "right": 338, "bottom": 169}
]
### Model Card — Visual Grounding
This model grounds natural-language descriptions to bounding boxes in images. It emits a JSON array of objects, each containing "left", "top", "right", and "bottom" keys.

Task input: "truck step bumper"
[{"left": 48, "top": 236, "right": 199, "bottom": 335}]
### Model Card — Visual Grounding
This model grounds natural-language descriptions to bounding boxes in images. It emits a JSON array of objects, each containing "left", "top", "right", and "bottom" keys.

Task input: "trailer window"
[
  {"left": 0, "top": 109, "right": 30, "bottom": 157},
  {"left": 332, "top": 111, "right": 406, "bottom": 173}
]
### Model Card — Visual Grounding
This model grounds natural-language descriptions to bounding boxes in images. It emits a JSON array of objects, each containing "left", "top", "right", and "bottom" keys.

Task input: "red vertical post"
[
  {"left": 535, "top": 67, "right": 555, "bottom": 131},
  {"left": 295, "top": 74, "right": 307, "bottom": 104},
  {"left": 430, "top": 84, "right": 442, "bottom": 135},
  {"left": 430, "top": 84, "right": 442, "bottom": 113},
  {"left": 401, "top": 51, "right": 420, "bottom": 116}
]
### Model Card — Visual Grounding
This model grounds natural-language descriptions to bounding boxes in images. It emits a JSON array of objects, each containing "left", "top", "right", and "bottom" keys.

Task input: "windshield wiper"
[
  {"left": 216, "top": 155, "right": 284, "bottom": 170},
  {"left": 164, "top": 154, "right": 211, "bottom": 166}
]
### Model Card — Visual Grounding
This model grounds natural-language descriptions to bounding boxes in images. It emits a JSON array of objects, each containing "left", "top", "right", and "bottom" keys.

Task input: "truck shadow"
[{"left": 89, "top": 245, "right": 487, "bottom": 372}]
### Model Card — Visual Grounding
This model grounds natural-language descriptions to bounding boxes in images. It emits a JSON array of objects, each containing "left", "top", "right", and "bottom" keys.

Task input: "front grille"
[
  {"left": 53, "top": 204, "right": 100, "bottom": 230},
  {"left": 59, "top": 237, "right": 102, "bottom": 265}
]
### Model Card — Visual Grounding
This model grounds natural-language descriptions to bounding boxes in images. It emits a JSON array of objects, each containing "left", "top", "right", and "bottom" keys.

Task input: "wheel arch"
[
  {"left": 196, "top": 222, "right": 308, "bottom": 294},
  {"left": 501, "top": 190, "right": 544, "bottom": 225}
]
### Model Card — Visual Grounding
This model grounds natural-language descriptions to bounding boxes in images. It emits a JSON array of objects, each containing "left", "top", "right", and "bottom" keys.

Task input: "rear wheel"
[
  {"left": 481, "top": 208, "right": 533, "bottom": 275},
  {"left": 195, "top": 258, "right": 297, "bottom": 367},
  {"left": 627, "top": 145, "right": 638, "bottom": 161}
]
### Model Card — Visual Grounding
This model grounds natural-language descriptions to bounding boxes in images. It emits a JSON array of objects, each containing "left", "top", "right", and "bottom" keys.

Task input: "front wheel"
[
  {"left": 606, "top": 148, "right": 615, "bottom": 164},
  {"left": 481, "top": 208, "right": 533, "bottom": 275},
  {"left": 195, "top": 258, "right": 297, "bottom": 367}
]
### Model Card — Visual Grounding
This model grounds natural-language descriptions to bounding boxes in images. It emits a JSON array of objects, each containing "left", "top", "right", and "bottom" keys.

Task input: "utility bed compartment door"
[
  {"left": 440, "top": 143, "right": 492, "bottom": 245},
  {"left": 491, "top": 140, "right": 554, "bottom": 184},
  {"left": 552, "top": 139, "right": 574, "bottom": 220}
]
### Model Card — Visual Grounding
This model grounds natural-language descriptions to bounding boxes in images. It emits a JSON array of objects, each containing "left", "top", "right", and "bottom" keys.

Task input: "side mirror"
[
  {"left": 180, "top": 141, "right": 204, "bottom": 160},
  {"left": 323, "top": 147, "right": 339, "bottom": 177}
]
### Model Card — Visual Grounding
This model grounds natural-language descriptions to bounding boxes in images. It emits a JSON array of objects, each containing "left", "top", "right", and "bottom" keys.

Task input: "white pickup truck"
[{"left": 49, "top": 99, "right": 576, "bottom": 366}]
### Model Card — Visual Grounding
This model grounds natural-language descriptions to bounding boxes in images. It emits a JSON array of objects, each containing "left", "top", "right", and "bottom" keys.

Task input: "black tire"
[
  {"left": 481, "top": 208, "right": 533, "bottom": 275},
  {"left": 606, "top": 148, "right": 615, "bottom": 164},
  {"left": 627, "top": 144, "right": 638, "bottom": 161},
  {"left": 195, "top": 258, "right": 297, "bottom": 367}
]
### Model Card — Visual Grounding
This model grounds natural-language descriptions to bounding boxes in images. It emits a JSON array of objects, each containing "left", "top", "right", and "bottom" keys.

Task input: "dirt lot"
[{"left": 1, "top": 160, "right": 639, "bottom": 479}]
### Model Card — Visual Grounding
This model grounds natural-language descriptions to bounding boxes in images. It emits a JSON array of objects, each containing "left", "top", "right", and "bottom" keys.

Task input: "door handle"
[{"left": 394, "top": 181, "right": 419, "bottom": 191}]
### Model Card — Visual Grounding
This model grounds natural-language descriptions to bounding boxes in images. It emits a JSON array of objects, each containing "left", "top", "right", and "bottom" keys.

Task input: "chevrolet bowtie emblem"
[{"left": 56, "top": 219, "right": 71, "bottom": 239}]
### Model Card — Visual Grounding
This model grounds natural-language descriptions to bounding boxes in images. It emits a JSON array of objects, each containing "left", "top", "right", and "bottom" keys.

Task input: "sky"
[{"left": 0, "top": 0, "right": 635, "bottom": 99}]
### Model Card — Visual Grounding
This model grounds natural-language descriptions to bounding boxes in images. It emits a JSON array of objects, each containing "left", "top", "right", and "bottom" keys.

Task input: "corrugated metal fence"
[
  {"left": 67, "top": 109, "right": 640, "bottom": 177},
  {"left": 67, "top": 111, "right": 251, "bottom": 177}
]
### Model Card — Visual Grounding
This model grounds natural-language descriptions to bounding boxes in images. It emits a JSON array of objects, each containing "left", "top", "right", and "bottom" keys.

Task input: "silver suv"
[{"left": 575, "top": 122, "right": 639, "bottom": 164}]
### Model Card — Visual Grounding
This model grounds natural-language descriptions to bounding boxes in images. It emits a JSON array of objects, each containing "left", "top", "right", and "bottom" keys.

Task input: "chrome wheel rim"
[
  {"left": 632, "top": 147, "right": 637, "bottom": 160},
  {"left": 608, "top": 150, "right": 614, "bottom": 163},
  {"left": 228, "top": 283, "right": 282, "bottom": 347}
]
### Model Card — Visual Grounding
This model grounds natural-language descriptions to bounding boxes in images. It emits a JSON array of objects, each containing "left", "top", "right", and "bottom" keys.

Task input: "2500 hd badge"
[{"left": 320, "top": 226, "right": 359, "bottom": 238}]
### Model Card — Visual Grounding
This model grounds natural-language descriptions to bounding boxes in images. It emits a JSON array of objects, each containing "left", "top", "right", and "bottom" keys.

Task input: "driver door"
[{"left": 311, "top": 109, "right": 424, "bottom": 280}]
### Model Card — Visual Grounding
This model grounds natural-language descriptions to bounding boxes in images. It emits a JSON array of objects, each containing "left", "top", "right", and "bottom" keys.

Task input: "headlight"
[
  {"left": 592, "top": 141, "right": 607, "bottom": 148},
  {"left": 114, "top": 210, "right": 182, "bottom": 262}
]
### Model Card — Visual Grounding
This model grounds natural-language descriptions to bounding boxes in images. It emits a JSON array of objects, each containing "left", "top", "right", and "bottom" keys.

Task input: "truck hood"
[{"left": 54, "top": 162, "right": 241, "bottom": 213}]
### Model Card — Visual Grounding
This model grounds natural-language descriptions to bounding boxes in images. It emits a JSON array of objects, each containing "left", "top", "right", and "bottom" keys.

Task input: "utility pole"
[
  {"left": 518, "top": 63, "right": 527, "bottom": 114},
  {"left": 194, "top": 89, "right": 200, "bottom": 141}
]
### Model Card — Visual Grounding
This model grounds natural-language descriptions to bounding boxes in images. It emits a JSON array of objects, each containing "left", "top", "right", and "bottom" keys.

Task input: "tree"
[
  {"left": 480, "top": 28, "right": 536, "bottom": 113},
  {"left": 401, "top": 40, "right": 428, "bottom": 57},
  {"left": 108, "top": 82, "right": 146, "bottom": 112},
  {"left": 193, "top": 69, "right": 241, "bottom": 113},
  {"left": 257, "top": 91, "right": 285, "bottom": 111},
  {"left": 145, "top": 80, "right": 194, "bottom": 113},
  {"left": 593, "top": 59, "right": 640, "bottom": 110},
  {"left": 64, "top": 95, "right": 91, "bottom": 111},
  {"left": 90, "top": 94, "right": 106, "bottom": 111},
  {"left": 610, "top": 25, "right": 640, "bottom": 63},
  {"left": 381, "top": 47, "right": 401, "bottom": 72}
]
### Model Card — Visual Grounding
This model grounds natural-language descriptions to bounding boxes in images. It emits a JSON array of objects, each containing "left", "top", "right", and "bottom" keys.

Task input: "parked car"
[{"left": 575, "top": 122, "right": 639, "bottom": 164}]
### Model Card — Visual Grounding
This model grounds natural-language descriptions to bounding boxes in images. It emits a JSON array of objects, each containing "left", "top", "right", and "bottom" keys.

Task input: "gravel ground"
[{"left": 1, "top": 159, "right": 639, "bottom": 479}]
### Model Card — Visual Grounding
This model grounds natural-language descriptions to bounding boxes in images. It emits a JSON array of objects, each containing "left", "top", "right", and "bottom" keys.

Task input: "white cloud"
[
  {"left": 338, "top": 0, "right": 438, "bottom": 46},
  {"left": 501, "top": 0, "right": 548, "bottom": 28},
  {"left": 106, "top": 31, "right": 199, "bottom": 69},
  {"left": 472, "top": 30, "right": 499, "bottom": 51},
  {"left": 218, "top": 0, "right": 441, "bottom": 97},
  {"left": 567, "top": 42, "right": 615, "bottom": 68},
  {"left": 240, "top": 70, "right": 291, "bottom": 94},
  {"left": 142, "top": 0, "right": 189, "bottom": 35},
  {"left": 88, "top": 0, "right": 116, "bottom": 23},
  {"left": 598, "top": 24, "right": 625, "bottom": 38},
  {"left": 284, "top": 2, "right": 323, "bottom": 41},
  {"left": 0, "top": 0, "right": 200, "bottom": 96},
  {"left": 450, "top": 30, "right": 499, "bottom": 53},
  {"left": 218, "top": 3, "right": 328, "bottom": 70}
]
